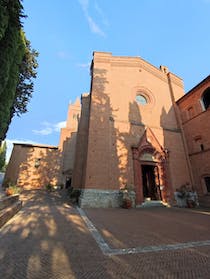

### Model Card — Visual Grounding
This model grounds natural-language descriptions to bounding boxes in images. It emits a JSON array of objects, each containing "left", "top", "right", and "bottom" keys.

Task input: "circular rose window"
[{"left": 136, "top": 94, "right": 148, "bottom": 105}]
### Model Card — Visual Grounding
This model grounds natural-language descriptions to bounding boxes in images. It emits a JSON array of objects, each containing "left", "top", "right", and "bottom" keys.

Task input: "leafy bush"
[
  {"left": 5, "top": 183, "right": 21, "bottom": 196},
  {"left": 45, "top": 183, "right": 53, "bottom": 191},
  {"left": 69, "top": 188, "right": 81, "bottom": 204},
  {"left": 59, "top": 183, "right": 64, "bottom": 189}
]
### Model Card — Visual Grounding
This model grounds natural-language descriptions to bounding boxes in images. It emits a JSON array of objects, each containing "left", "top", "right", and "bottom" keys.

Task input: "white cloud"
[
  {"left": 5, "top": 139, "right": 39, "bottom": 163},
  {"left": 57, "top": 51, "right": 71, "bottom": 59},
  {"left": 54, "top": 121, "right": 67, "bottom": 132},
  {"left": 86, "top": 15, "right": 105, "bottom": 37},
  {"left": 77, "top": 62, "right": 91, "bottom": 69},
  {"left": 79, "top": 0, "right": 89, "bottom": 10},
  {"left": 78, "top": 0, "right": 106, "bottom": 37},
  {"left": 32, "top": 127, "right": 53, "bottom": 136},
  {"left": 94, "top": 1, "right": 109, "bottom": 27},
  {"left": 32, "top": 121, "right": 66, "bottom": 136}
]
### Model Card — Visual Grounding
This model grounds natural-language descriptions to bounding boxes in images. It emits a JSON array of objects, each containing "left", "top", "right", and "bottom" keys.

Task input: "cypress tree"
[
  {"left": 0, "top": 141, "right": 6, "bottom": 171},
  {"left": 0, "top": 0, "right": 38, "bottom": 141}
]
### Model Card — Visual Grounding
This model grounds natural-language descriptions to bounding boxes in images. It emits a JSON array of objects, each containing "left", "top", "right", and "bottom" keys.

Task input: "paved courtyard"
[{"left": 0, "top": 190, "right": 210, "bottom": 279}]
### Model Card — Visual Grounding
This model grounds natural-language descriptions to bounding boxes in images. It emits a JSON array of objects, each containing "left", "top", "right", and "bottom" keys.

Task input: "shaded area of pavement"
[
  {"left": 0, "top": 181, "right": 5, "bottom": 199},
  {"left": 0, "top": 190, "right": 107, "bottom": 279},
  {"left": 0, "top": 190, "right": 210, "bottom": 279}
]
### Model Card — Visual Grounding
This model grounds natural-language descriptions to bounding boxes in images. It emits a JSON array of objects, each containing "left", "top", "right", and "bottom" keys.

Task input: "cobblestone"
[{"left": 0, "top": 190, "right": 210, "bottom": 278}]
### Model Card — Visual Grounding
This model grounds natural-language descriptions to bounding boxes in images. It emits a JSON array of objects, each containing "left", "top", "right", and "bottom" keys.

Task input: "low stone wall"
[
  {"left": 0, "top": 195, "right": 20, "bottom": 211},
  {"left": 0, "top": 201, "right": 22, "bottom": 228},
  {"left": 79, "top": 189, "right": 136, "bottom": 208},
  {"left": 0, "top": 195, "right": 22, "bottom": 228}
]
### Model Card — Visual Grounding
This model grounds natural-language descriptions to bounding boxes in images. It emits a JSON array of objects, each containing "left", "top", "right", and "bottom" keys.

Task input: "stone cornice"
[
  {"left": 187, "top": 75, "right": 210, "bottom": 94},
  {"left": 177, "top": 75, "right": 210, "bottom": 104},
  {"left": 94, "top": 55, "right": 168, "bottom": 84},
  {"left": 14, "top": 143, "right": 58, "bottom": 149},
  {"left": 111, "top": 59, "right": 168, "bottom": 84},
  {"left": 167, "top": 73, "right": 184, "bottom": 88},
  {"left": 182, "top": 108, "right": 210, "bottom": 125},
  {"left": 109, "top": 117, "right": 181, "bottom": 133},
  {"left": 93, "top": 52, "right": 183, "bottom": 87},
  {"left": 189, "top": 148, "right": 210, "bottom": 157}
]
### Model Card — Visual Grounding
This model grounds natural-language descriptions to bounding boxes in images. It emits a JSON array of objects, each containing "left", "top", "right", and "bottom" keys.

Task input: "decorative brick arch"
[{"left": 132, "top": 128, "right": 171, "bottom": 205}]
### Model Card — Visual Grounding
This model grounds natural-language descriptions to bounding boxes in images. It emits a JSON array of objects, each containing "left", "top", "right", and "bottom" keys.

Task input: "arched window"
[{"left": 202, "top": 87, "right": 210, "bottom": 110}]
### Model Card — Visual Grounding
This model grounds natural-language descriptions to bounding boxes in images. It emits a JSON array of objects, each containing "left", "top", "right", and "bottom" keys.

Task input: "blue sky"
[{"left": 5, "top": 0, "right": 210, "bottom": 160}]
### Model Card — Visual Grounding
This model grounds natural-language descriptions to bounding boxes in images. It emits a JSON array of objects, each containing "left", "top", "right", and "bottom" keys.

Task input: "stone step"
[
  {"left": 198, "top": 196, "right": 210, "bottom": 208},
  {"left": 0, "top": 200, "right": 22, "bottom": 228},
  {"left": 137, "top": 200, "right": 168, "bottom": 208},
  {"left": 0, "top": 194, "right": 20, "bottom": 211}
]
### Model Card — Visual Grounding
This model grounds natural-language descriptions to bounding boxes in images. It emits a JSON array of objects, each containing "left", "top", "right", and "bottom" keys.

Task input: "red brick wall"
[
  {"left": 80, "top": 52, "right": 191, "bottom": 195},
  {"left": 58, "top": 99, "right": 81, "bottom": 184},
  {"left": 177, "top": 77, "right": 210, "bottom": 195},
  {"left": 72, "top": 94, "right": 90, "bottom": 189},
  {"left": 4, "top": 144, "right": 61, "bottom": 189}
]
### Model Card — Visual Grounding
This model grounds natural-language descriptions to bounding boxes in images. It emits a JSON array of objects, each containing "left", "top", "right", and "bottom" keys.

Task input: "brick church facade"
[
  {"left": 4, "top": 52, "right": 210, "bottom": 207},
  {"left": 71, "top": 52, "right": 192, "bottom": 207}
]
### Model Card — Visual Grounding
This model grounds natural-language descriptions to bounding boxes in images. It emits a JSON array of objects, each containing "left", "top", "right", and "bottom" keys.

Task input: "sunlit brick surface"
[
  {"left": 0, "top": 191, "right": 210, "bottom": 279},
  {"left": 85, "top": 207, "right": 210, "bottom": 249}
]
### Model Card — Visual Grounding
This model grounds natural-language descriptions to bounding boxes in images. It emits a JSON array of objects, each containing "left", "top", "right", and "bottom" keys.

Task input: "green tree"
[
  {"left": 0, "top": 0, "right": 38, "bottom": 141},
  {"left": 0, "top": 141, "right": 6, "bottom": 172},
  {"left": 13, "top": 34, "right": 39, "bottom": 116}
]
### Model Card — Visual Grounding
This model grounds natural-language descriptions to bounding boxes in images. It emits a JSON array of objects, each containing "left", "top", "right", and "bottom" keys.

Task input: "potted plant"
[
  {"left": 122, "top": 197, "right": 132, "bottom": 209},
  {"left": 69, "top": 188, "right": 81, "bottom": 204},
  {"left": 174, "top": 184, "right": 198, "bottom": 208},
  {"left": 119, "top": 184, "right": 134, "bottom": 209},
  {"left": 5, "top": 183, "right": 21, "bottom": 196}
]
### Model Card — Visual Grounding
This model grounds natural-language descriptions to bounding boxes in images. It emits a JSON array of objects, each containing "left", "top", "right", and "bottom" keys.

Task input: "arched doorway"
[
  {"left": 132, "top": 128, "right": 170, "bottom": 205},
  {"left": 141, "top": 164, "right": 162, "bottom": 201}
]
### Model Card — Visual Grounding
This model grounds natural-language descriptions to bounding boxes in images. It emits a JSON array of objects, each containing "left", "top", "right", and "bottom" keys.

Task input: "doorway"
[
  {"left": 142, "top": 165, "right": 161, "bottom": 200},
  {"left": 204, "top": 176, "right": 210, "bottom": 193}
]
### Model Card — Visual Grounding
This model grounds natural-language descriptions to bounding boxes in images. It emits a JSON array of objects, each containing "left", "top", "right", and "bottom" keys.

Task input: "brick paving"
[
  {"left": 84, "top": 207, "right": 210, "bottom": 249},
  {"left": 0, "top": 190, "right": 210, "bottom": 279},
  {"left": 79, "top": 207, "right": 210, "bottom": 256}
]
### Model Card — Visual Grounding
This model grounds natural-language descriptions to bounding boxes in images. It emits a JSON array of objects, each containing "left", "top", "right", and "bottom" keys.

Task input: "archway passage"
[{"left": 142, "top": 164, "right": 162, "bottom": 201}]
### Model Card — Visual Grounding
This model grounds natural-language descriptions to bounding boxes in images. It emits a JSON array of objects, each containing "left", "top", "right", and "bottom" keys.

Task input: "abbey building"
[{"left": 4, "top": 52, "right": 210, "bottom": 207}]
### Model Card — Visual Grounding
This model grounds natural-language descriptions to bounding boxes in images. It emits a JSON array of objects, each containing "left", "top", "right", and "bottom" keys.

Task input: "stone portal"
[{"left": 132, "top": 128, "right": 170, "bottom": 205}]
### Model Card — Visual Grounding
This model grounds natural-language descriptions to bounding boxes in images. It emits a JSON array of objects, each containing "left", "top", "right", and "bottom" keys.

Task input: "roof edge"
[
  {"left": 13, "top": 143, "right": 58, "bottom": 149},
  {"left": 177, "top": 74, "right": 210, "bottom": 103}
]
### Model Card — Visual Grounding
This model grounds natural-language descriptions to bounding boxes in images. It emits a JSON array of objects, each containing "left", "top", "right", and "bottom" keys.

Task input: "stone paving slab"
[{"left": 0, "top": 190, "right": 210, "bottom": 279}]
